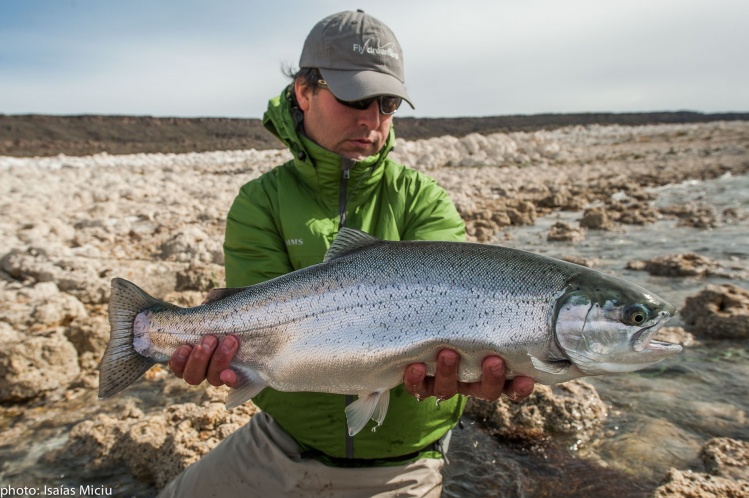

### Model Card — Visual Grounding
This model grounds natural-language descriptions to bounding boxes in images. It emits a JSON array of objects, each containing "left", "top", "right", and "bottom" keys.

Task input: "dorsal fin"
[
  {"left": 202, "top": 287, "right": 245, "bottom": 305},
  {"left": 324, "top": 228, "right": 381, "bottom": 262}
]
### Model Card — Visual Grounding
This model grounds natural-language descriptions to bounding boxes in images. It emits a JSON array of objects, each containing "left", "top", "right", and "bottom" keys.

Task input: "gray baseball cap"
[{"left": 299, "top": 10, "right": 414, "bottom": 109}]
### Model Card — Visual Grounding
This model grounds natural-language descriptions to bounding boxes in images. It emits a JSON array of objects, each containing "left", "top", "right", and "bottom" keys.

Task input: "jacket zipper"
[
  {"left": 338, "top": 158, "right": 355, "bottom": 230},
  {"left": 339, "top": 157, "right": 356, "bottom": 458}
]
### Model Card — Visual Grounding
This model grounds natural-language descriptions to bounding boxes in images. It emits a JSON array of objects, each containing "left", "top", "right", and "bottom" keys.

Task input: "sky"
[{"left": 1, "top": 0, "right": 747, "bottom": 119}]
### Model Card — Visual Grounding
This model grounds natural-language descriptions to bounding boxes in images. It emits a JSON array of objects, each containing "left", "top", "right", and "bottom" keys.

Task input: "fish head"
[{"left": 554, "top": 272, "right": 682, "bottom": 376}]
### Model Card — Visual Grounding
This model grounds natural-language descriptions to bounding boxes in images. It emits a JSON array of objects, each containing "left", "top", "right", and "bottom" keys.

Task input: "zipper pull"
[{"left": 339, "top": 158, "right": 355, "bottom": 230}]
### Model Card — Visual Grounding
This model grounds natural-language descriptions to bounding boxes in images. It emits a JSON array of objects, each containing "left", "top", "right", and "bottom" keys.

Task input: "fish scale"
[{"left": 99, "top": 227, "right": 681, "bottom": 436}]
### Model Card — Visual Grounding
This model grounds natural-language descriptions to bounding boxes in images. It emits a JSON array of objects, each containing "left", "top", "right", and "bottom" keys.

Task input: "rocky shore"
[{"left": 1, "top": 120, "right": 748, "bottom": 496}]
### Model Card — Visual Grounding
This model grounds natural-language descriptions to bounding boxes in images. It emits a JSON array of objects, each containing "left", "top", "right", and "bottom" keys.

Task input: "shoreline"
[{"left": 2, "top": 111, "right": 748, "bottom": 158}]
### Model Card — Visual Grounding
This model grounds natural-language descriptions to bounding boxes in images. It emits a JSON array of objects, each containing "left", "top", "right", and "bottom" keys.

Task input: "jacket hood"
[{"left": 261, "top": 85, "right": 397, "bottom": 210}]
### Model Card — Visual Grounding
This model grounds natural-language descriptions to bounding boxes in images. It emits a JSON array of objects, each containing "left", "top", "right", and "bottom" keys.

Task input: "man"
[{"left": 160, "top": 10, "right": 534, "bottom": 497}]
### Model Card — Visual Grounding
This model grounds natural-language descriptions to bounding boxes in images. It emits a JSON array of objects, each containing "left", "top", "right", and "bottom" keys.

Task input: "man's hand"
[
  {"left": 168, "top": 335, "right": 240, "bottom": 388},
  {"left": 403, "top": 350, "right": 534, "bottom": 402}
]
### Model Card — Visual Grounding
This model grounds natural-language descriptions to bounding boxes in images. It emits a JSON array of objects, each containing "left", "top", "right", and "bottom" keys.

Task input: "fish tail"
[{"left": 98, "top": 278, "right": 161, "bottom": 398}]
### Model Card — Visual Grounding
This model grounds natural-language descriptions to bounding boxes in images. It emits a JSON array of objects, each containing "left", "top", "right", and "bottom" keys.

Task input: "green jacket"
[{"left": 223, "top": 85, "right": 467, "bottom": 461}]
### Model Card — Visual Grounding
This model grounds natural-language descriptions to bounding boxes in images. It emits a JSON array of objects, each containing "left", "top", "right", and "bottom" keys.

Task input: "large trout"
[{"left": 99, "top": 228, "right": 681, "bottom": 435}]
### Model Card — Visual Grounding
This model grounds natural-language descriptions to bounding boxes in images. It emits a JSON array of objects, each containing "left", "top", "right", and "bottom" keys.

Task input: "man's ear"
[{"left": 295, "top": 80, "right": 312, "bottom": 112}]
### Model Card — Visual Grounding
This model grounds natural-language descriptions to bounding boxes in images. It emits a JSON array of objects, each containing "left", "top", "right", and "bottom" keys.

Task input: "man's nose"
[{"left": 357, "top": 100, "right": 381, "bottom": 129}]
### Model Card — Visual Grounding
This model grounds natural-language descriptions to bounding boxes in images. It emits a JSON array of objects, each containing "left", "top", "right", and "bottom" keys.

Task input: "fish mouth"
[{"left": 631, "top": 315, "right": 681, "bottom": 354}]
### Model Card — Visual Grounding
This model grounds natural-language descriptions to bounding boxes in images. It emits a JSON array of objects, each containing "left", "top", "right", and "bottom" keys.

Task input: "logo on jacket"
[
  {"left": 286, "top": 238, "right": 304, "bottom": 246},
  {"left": 353, "top": 38, "right": 399, "bottom": 60}
]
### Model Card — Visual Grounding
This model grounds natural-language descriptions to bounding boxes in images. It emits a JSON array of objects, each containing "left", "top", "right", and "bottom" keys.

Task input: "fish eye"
[{"left": 623, "top": 304, "right": 649, "bottom": 325}]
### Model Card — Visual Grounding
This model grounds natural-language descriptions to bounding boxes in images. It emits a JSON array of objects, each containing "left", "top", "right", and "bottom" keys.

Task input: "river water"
[{"left": 442, "top": 173, "right": 749, "bottom": 497}]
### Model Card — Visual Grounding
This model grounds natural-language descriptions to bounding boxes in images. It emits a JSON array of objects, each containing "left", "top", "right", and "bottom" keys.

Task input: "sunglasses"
[{"left": 317, "top": 80, "right": 402, "bottom": 115}]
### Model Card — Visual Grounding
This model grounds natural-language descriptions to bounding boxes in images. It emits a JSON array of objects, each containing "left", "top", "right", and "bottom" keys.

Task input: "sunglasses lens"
[
  {"left": 379, "top": 96, "right": 402, "bottom": 115},
  {"left": 346, "top": 98, "right": 375, "bottom": 111}
]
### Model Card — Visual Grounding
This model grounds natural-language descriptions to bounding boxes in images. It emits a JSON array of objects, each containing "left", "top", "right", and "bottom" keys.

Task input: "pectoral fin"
[
  {"left": 530, "top": 355, "right": 573, "bottom": 375},
  {"left": 225, "top": 366, "right": 268, "bottom": 409},
  {"left": 344, "top": 389, "right": 391, "bottom": 436}
]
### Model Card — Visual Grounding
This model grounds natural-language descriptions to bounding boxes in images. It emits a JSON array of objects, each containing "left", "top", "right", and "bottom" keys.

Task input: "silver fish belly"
[{"left": 99, "top": 228, "right": 681, "bottom": 436}]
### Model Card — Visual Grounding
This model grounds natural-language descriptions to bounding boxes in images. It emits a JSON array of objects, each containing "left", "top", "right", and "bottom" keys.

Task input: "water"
[{"left": 442, "top": 174, "right": 749, "bottom": 497}]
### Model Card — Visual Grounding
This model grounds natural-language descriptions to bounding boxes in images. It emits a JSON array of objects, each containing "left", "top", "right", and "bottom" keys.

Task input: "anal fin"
[{"left": 344, "top": 389, "right": 390, "bottom": 436}]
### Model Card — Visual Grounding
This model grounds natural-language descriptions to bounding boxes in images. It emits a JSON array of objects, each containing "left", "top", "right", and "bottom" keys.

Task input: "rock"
[
  {"left": 701, "top": 437, "right": 749, "bottom": 482},
  {"left": 158, "top": 227, "right": 224, "bottom": 265},
  {"left": 653, "top": 468, "right": 749, "bottom": 497},
  {"left": 465, "top": 380, "right": 607, "bottom": 446},
  {"left": 626, "top": 253, "right": 744, "bottom": 278},
  {"left": 175, "top": 263, "right": 225, "bottom": 292},
  {"left": 610, "top": 201, "right": 661, "bottom": 225},
  {"left": 681, "top": 284, "right": 749, "bottom": 339},
  {"left": 538, "top": 186, "right": 573, "bottom": 209},
  {"left": 32, "top": 291, "right": 88, "bottom": 327},
  {"left": 661, "top": 201, "right": 720, "bottom": 229},
  {"left": 0, "top": 281, "right": 88, "bottom": 330},
  {"left": 0, "top": 248, "right": 109, "bottom": 304},
  {"left": 52, "top": 391, "right": 257, "bottom": 489},
  {"left": 0, "top": 331, "right": 81, "bottom": 401},
  {"left": 547, "top": 222, "right": 585, "bottom": 242},
  {"left": 654, "top": 326, "right": 697, "bottom": 347},
  {"left": 506, "top": 200, "right": 537, "bottom": 226},
  {"left": 580, "top": 206, "right": 616, "bottom": 230},
  {"left": 560, "top": 255, "right": 598, "bottom": 268},
  {"left": 163, "top": 290, "right": 206, "bottom": 307},
  {"left": 65, "top": 315, "right": 110, "bottom": 355}
]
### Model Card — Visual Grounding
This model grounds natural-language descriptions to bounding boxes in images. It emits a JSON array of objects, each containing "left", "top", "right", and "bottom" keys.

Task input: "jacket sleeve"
[
  {"left": 401, "top": 171, "right": 466, "bottom": 243},
  {"left": 223, "top": 175, "right": 294, "bottom": 288}
]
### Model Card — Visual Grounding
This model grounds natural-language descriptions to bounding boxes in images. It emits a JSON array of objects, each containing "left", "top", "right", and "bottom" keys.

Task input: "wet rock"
[
  {"left": 654, "top": 326, "right": 697, "bottom": 347},
  {"left": 580, "top": 206, "right": 616, "bottom": 230},
  {"left": 610, "top": 201, "right": 661, "bottom": 225},
  {"left": 701, "top": 437, "right": 749, "bottom": 482},
  {"left": 560, "top": 255, "right": 598, "bottom": 268},
  {"left": 52, "top": 388, "right": 257, "bottom": 488},
  {"left": 0, "top": 330, "right": 81, "bottom": 401},
  {"left": 547, "top": 222, "right": 585, "bottom": 242},
  {"left": 506, "top": 200, "right": 537, "bottom": 226},
  {"left": 661, "top": 201, "right": 720, "bottom": 229},
  {"left": 538, "top": 186, "right": 574, "bottom": 209},
  {"left": 626, "top": 253, "right": 745, "bottom": 278},
  {"left": 681, "top": 284, "right": 749, "bottom": 339},
  {"left": 653, "top": 468, "right": 749, "bottom": 497},
  {"left": 722, "top": 207, "right": 746, "bottom": 222},
  {"left": 465, "top": 380, "right": 607, "bottom": 446}
]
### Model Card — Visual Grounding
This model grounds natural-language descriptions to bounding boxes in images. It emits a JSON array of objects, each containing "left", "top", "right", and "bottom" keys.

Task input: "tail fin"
[{"left": 98, "top": 278, "right": 160, "bottom": 398}]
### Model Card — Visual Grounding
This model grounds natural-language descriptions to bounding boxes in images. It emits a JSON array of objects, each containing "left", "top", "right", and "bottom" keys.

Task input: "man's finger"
[
  {"left": 182, "top": 335, "right": 217, "bottom": 385},
  {"left": 505, "top": 376, "right": 535, "bottom": 402},
  {"left": 477, "top": 356, "right": 506, "bottom": 400},
  {"left": 168, "top": 345, "right": 193, "bottom": 379},
  {"left": 403, "top": 363, "right": 428, "bottom": 399},
  {"left": 432, "top": 350, "right": 459, "bottom": 400},
  {"left": 207, "top": 335, "right": 239, "bottom": 386}
]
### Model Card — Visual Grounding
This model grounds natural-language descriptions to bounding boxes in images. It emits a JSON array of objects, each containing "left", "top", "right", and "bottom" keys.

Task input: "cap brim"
[{"left": 319, "top": 68, "right": 415, "bottom": 109}]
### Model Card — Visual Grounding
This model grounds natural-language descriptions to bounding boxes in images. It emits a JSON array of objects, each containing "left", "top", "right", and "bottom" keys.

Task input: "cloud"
[{"left": 1, "top": 0, "right": 747, "bottom": 117}]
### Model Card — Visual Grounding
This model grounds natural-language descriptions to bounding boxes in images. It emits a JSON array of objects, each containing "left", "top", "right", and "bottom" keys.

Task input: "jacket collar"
[{"left": 262, "top": 85, "right": 395, "bottom": 208}]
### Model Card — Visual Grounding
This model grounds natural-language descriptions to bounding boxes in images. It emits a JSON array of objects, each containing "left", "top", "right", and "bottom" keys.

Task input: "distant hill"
[{"left": 2, "top": 111, "right": 747, "bottom": 157}]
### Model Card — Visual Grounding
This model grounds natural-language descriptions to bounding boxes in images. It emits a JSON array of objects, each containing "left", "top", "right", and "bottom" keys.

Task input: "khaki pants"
[{"left": 158, "top": 412, "right": 445, "bottom": 498}]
